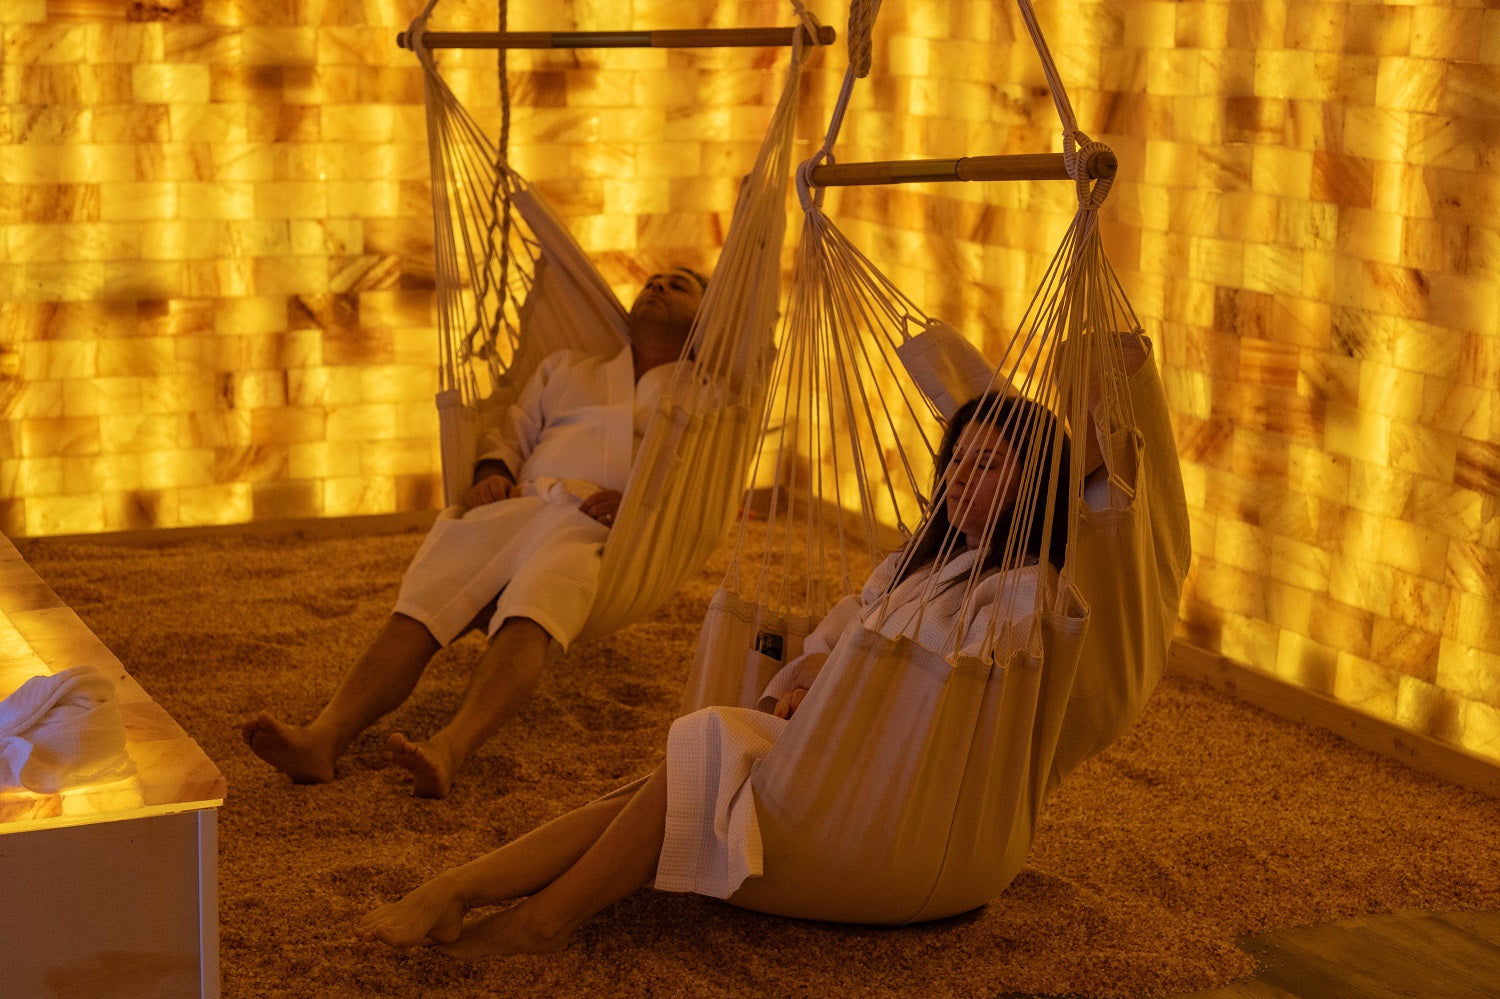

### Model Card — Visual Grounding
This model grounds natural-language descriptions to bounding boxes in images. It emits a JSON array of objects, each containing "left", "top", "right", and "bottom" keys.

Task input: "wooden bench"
[{"left": 0, "top": 533, "right": 225, "bottom": 999}]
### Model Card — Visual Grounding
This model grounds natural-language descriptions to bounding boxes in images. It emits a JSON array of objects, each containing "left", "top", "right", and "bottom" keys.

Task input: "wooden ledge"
[{"left": 1170, "top": 639, "right": 1500, "bottom": 800}]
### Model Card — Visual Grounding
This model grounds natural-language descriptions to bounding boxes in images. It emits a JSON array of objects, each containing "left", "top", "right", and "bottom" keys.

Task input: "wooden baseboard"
[
  {"left": 9, "top": 510, "right": 440, "bottom": 555},
  {"left": 1170, "top": 640, "right": 1500, "bottom": 800}
]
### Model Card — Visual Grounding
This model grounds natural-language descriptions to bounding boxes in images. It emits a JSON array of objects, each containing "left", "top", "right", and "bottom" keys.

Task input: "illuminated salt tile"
[
  {"left": 326, "top": 181, "right": 399, "bottom": 218},
  {"left": 1186, "top": 235, "right": 1243, "bottom": 286},
  {"left": 138, "top": 375, "right": 216, "bottom": 416},
  {"left": 1330, "top": 544, "right": 1396, "bottom": 617},
  {"left": 4, "top": 457, "right": 64, "bottom": 496},
  {"left": 250, "top": 407, "right": 325, "bottom": 446},
  {"left": 1335, "top": 206, "right": 1403, "bottom": 265},
  {"left": 1411, "top": 6, "right": 1483, "bottom": 62},
  {"left": 1387, "top": 421, "right": 1458, "bottom": 481},
  {"left": 1265, "top": 579, "right": 1314, "bottom": 634},
  {"left": 1212, "top": 517, "right": 1270, "bottom": 574},
  {"left": 0, "top": 0, "right": 44, "bottom": 22},
  {"left": 175, "top": 483, "right": 252, "bottom": 526},
  {"left": 1447, "top": 590, "right": 1500, "bottom": 656},
  {"left": 287, "top": 441, "right": 358, "bottom": 480},
  {"left": 323, "top": 475, "right": 395, "bottom": 517},
  {"left": 253, "top": 256, "right": 330, "bottom": 295},
  {"left": 253, "top": 181, "right": 329, "bottom": 221},
  {"left": 6, "top": 382, "right": 65, "bottom": 420},
  {"left": 241, "top": 27, "right": 317, "bottom": 67},
  {"left": 181, "top": 258, "right": 256, "bottom": 298},
  {"left": 131, "top": 64, "right": 211, "bottom": 106},
  {"left": 139, "top": 449, "right": 216, "bottom": 490},
  {"left": 1348, "top": 460, "right": 1415, "bottom": 520},
  {"left": 1274, "top": 628, "right": 1338, "bottom": 693},
  {"left": 100, "top": 413, "right": 177, "bottom": 452},
  {"left": 1436, "top": 638, "right": 1500, "bottom": 709},
  {"left": 183, "top": 410, "right": 253, "bottom": 449},
  {"left": 1217, "top": 613, "right": 1279, "bottom": 674},
  {"left": 1375, "top": 616, "right": 1440, "bottom": 683},
  {"left": 251, "top": 479, "right": 322, "bottom": 521},
  {"left": 101, "top": 490, "right": 171, "bottom": 533},
  {"left": 1272, "top": 533, "right": 1334, "bottom": 592},
  {"left": 1343, "top": 4, "right": 1412, "bottom": 56},
  {"left": 221, "top": 371, "right": 287, "bottom": 409},
  {"left": 289, "top": 219, "right": 361, "bottom": 257},
  {"left": 25, "top": 495, "right": 104, "bottom": 537},
  {"left": 1242, "top": 243, "right": 1302, "bottom": 296},
  {"left": 209, "top": 143, "right": 277, "bottom": 182},
  {"left": 1375, "top": 56, "right": 1445, "bottom": 114},
  {"left": 1394, "top": 674, "right": 1446, "bottom": 733},
  {"left": 96, "top": 338, "right": 177, "bottom": 378},
  {"left": 18, "top": 340, "right": 97, "bottom": 381},
  {"left": 61, "top": 377, "right": 141, "bottom": 419},
  {"left": 1331, "top": 653, "right": 1398, "bottom": 718},
  {"left": 168, "top": 104, "right": 249, "bottom": 145},
  {"left": 1389, "top": 568, "right": 1453, "bottom": 636},
  {"left": 1342, "top": 107, "right": 1412, "bottom": 163},
  {"left": 361, "top": 439, "right": 437, "bottom": 476},
  {"left": 1484, "top": 11, "right": 1500, "bottom": 65},
  {"left": 177, "top": 181, "right": 253, "bottom": 220}
]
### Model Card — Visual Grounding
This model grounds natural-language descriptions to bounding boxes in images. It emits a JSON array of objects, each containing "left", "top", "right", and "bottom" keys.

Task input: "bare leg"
[
  {"left": 357, "top": 784, "right": 639, "bottom": 947},
  {"left": 438, "top": 768, "right": 670, "bottom": 958},
  {"left": 389, "top": 616, "right": 550, "bottom": 798},
  {"left": 242, "top": 613, "right": 439, "bottom": 783}
]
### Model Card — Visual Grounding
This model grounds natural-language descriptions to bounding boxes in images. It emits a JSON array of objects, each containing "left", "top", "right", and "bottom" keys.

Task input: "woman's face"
[{"left": 943, "top": 421, "right": 1022, "bottom": 542}]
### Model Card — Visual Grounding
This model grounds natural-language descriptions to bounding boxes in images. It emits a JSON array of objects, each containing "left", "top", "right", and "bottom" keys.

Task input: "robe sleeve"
[
  {"left": 1047, "top": 336, "right": 1191, "bottom": 787},
  {"left": 474, "top": 351, "right": 575, "bottom": 478}
]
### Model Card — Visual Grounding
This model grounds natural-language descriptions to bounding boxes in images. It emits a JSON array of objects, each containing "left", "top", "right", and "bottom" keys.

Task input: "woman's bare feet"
[
  {"left": 357, "top": 876, "right": 469, "bottom": 948},
  {"left": 240, "top": 712, "right": 337, "bottom": 783},
  {"left": 389, "top": 731, "right": 457, "bottom": 799},
  {"left": 437, "top": 903, "right": 574, "bottom": 960}
]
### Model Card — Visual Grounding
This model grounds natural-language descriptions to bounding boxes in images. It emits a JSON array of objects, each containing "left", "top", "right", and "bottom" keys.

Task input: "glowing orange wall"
[{"left": 2, "top": 1, "right": 1496, "bottom": 762}]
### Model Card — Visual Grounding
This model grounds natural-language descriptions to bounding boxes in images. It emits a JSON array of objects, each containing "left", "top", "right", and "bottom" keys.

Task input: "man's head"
[{"left": 627, "top": 267, "right": 707, "bottom": 336}]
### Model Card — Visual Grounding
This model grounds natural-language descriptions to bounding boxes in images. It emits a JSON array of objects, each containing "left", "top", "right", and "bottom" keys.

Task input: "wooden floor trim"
[{"left": 1170, "top": 640, "right": 1500, "bottom": 800}]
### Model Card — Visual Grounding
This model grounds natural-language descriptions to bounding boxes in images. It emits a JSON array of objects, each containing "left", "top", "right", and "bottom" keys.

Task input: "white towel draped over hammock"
[{"left": 408, "top": 2, "right": 819, "bottom": 642}]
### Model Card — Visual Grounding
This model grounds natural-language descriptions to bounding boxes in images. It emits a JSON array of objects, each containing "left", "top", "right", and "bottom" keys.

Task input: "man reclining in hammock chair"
[
  {"left": 241, "top": 266, "right": 708, "bottom": 799},
  {"left": 353, "top": 331, "right": 1177, "bottom": 953}
]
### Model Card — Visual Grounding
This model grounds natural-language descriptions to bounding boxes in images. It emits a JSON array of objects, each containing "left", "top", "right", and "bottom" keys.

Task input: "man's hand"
[
  {"left": 579, "top": 489, "right": 623, "bottom": 527},
  {"left": 465, "top": 472, "right": 516, "bottom": 508}
]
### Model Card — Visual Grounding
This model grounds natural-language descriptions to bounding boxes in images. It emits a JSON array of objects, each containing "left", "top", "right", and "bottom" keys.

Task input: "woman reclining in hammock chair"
[
  {"left": 353, "top": 333, "right": 1176, "bottom": 954},
  {"left": 241, "top": 267, "right": 708, "bottom": 799}
]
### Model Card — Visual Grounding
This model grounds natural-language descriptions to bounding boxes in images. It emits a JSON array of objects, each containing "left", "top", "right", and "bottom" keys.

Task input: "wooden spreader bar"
[
  {"left": 806, "top": 150, "right": 1118, "bottom": 188},
  {"left": 398, "top": 25, "right": 837, "bottom": 50}
]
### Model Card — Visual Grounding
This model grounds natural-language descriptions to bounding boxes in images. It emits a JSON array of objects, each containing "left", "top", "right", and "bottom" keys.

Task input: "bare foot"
[
  {"left": 389, "top": 731, "right": 456, "bottom": 799},
  {"left": 357, "top": 877, "right": 468, "bottom": 949},
  {"left": 437, "top": 903, "right": 573, "bottom": 960},
  {"left": 240, "top": 712, "right": 336, "bottom": 784}
]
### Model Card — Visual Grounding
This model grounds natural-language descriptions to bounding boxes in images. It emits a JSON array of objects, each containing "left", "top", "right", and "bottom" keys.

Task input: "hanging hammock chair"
[
  {"left": 403, "top": 1, "right": 825, "bottom": 643},
  {"left": 658, "top": 0, "right": 1192, "bottom": 925}
]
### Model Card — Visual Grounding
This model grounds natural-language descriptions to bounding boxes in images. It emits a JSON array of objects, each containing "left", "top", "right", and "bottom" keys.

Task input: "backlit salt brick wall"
[
  {"left": 0, "top": 0, "right": 789, "bottom": 534},
  {"left": 2, "top": 1, "right": 1497, "bottom": 764},
  {"left": 829, "top": 1, "right": 1499, "bottom": 763}
]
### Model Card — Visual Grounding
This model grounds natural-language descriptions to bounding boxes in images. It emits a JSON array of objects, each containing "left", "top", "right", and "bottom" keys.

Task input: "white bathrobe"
[{"left": 394, "top": 346, "right": 687, "bottom": 649}]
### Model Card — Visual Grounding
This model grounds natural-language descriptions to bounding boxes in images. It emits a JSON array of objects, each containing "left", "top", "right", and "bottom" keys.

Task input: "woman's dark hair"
[{"left": 897, "top": 391, "right": 1071, "bottom": 583}]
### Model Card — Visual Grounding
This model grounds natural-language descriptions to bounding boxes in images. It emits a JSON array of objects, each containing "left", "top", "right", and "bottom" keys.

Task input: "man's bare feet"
[
  {"left": 357, "top": 877, "right": 468, "bottom": 949},
  {"left": 240, "top": 712, "right": 337, "bottom": 784},
  {"left": 437, "top": 903, "right": 573, "bottom": 960},
  {"left": 389, "top": 731, "right": 457, "bottom": 799}
]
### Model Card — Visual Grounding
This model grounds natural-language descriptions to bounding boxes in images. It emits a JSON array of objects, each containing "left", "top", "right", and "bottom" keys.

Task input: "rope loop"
[
  {"left": 848, "top": 0, "right": 881, "bottom": 78},
  {"left": 1063, "top": 129, "right": 1114, "bottom": 210},
  {"left": 796, "top": 150, "right": 831, "bottom": 213}
]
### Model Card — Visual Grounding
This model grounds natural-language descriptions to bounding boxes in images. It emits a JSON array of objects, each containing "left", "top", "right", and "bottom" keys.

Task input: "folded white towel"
[{"left": 0, "top": 666, "right": 136, "bottom": 793}]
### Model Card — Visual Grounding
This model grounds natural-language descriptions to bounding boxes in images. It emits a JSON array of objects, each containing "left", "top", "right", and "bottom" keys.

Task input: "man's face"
[{"left": 628, "top": 269, "right": 705, "bottom": 331}]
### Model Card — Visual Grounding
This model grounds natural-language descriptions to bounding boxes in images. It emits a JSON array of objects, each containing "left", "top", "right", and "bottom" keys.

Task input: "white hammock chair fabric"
[
  {"left": 656, "top": 0, "right": 1192, "bottom": 925},
  {"left": 406, "top": 2, "right": 819, "bottom": 643}
]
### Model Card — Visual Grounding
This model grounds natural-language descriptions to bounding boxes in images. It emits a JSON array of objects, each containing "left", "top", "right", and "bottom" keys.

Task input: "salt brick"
[
  {"left": 1436, "top": 640, "right": 1500, "bottom": 710},
  {"left": 1331, "top": 654, "right": 1398, "bottom": 718}
]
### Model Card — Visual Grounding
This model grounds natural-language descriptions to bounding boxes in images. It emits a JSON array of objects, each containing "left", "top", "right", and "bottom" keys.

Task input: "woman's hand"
[
  {"left": 772, "top": 652, "right": 829, "bottom": 720},
  {"left": 465, "top": 472, "right": 516, "bottom": 508},
  {"left": 579, "top": 489, "right": 623, "bottom": 528}
]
